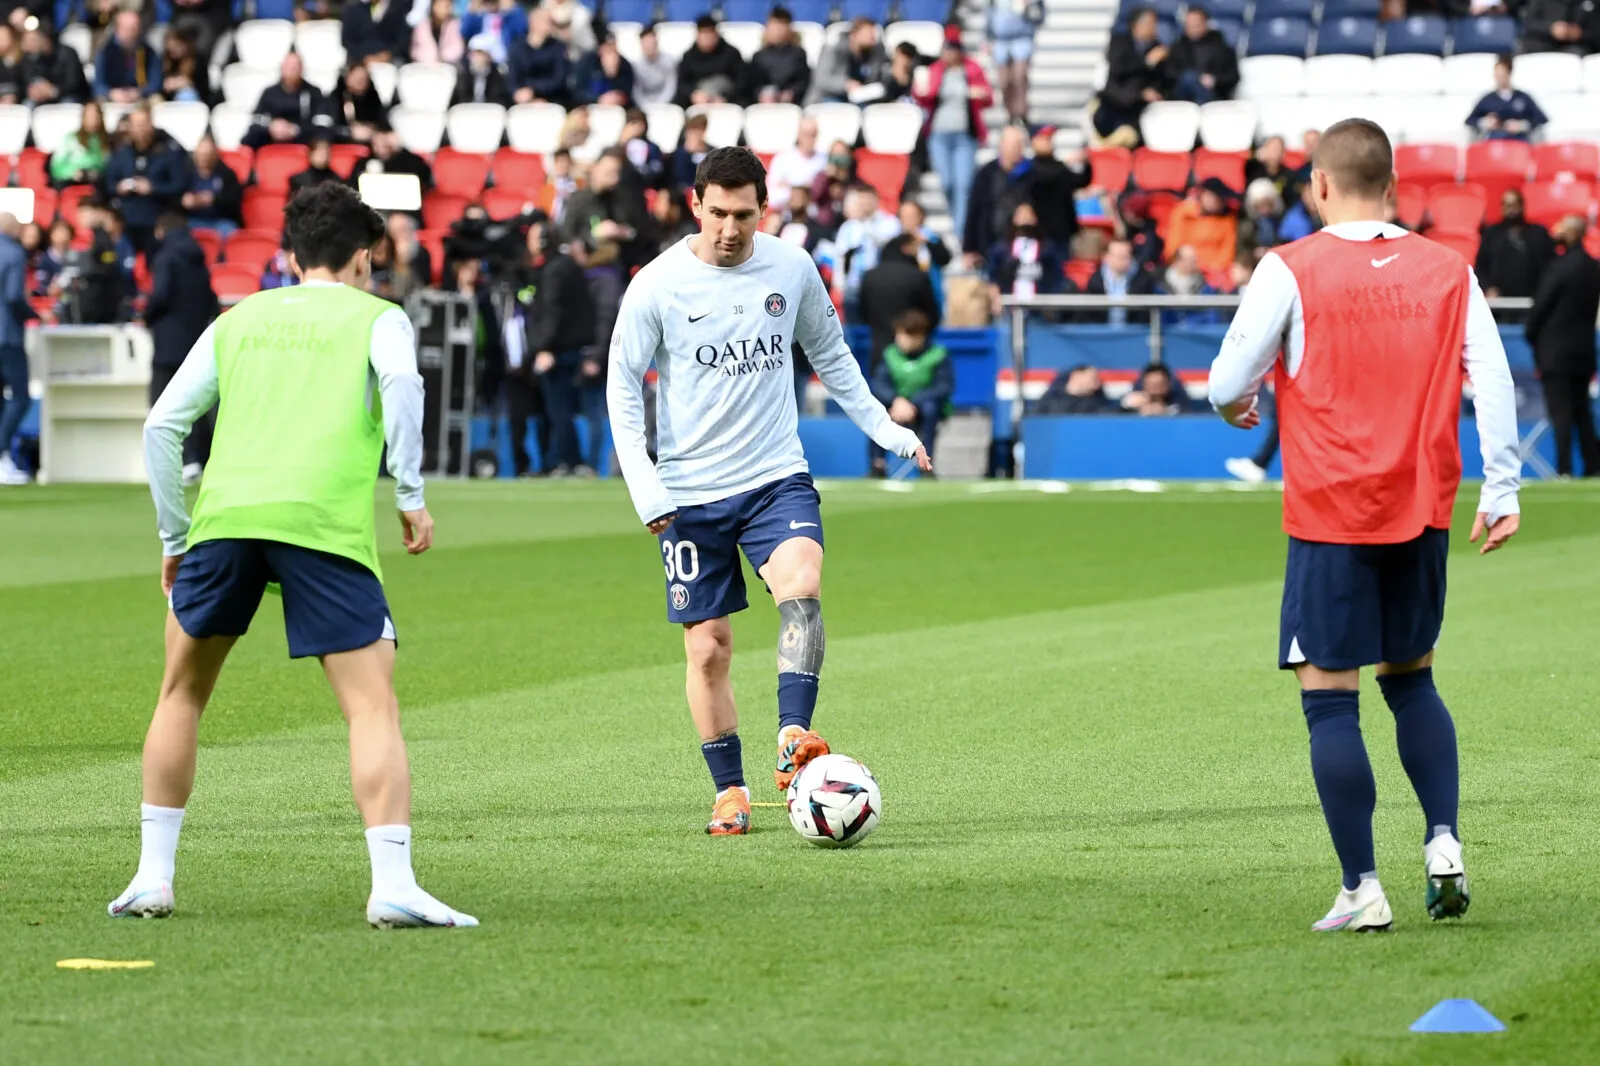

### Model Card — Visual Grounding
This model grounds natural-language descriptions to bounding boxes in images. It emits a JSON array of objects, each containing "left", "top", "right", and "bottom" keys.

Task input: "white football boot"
[
  {"left": 108, "top": 877, "right": 175, "bottom": 919},
  {"left": 367, "top": 887, "right": 479, "bottom": 929},
  {"left": 1312, "top": 877, "right": 1393, "bottom": 932},
  {"left": 1424, "top": 832, "right": 1470, "bottom": 920},
  {"left": 1225, "top": 457, "right": 1268, "bottom": 483}
]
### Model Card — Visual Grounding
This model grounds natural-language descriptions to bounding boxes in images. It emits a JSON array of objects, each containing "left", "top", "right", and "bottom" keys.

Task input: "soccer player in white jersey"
[{"left": 609, "top": 148, "right": 932, "bottom": 835}]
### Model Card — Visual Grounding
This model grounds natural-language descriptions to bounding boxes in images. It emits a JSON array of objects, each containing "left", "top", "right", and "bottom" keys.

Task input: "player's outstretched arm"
[
  {"left": 143, "top": 322, "right": 220, "bottom": 592},
  {"left": 607, "top": 279, "right": 679, "bottom": 528},
  {"left": 796, "top": 264, "right": 932, "bottom": 471},
  {"left": 1208, "top": 252, "right": 1298, "bottom": 428},
  {"left": 1462, "top": 268, "right": 1521, "bottom": 555},
  {"left": 370, "top": 308, "right": 432, "bottom": 554}
]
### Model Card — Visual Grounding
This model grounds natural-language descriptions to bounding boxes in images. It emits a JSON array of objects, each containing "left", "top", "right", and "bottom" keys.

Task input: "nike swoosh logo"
[
  {"left": 688, "top": 312, "right": 713, "bottom": 323},
  {"left": 789, "top": 521, "right": 818, "bottom": 529},
  {"left": 1370, "top": 255, "right": 1400, "bottom": 268},
  {"left": 382, "top": 839, "right": 407, "bottom": 846}
]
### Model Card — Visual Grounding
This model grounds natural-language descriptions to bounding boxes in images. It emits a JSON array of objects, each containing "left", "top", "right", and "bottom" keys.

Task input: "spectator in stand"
[
  {"left": 21, "top": 17, "right": 86, "bottom": 105},
  {"left": 579, "top": 236, "right": 621, "bottom": 477},
  {"left": 859, "top": 230, "right": 942, "bottom": 371},
  {"left": 834, "top": 182, "right": 901, "bottom": 317},
  {"left": 540, "top": 147, "right": 579, "bottom": 219},
  {"left": 1521, "top": 0, "right": 1599, "bottom": 55},
  {"left": 572, "top": 32, "right": 633, "bottom": 106},
  {"left": 870, "top": 308, "right": 952, "bottom": 471},
  {"left": 0, "top": 25, "right": 22, "bottom": 103},
  {"left": 341, "top": 0, "right": 412, "bottom": 63},
  {"left": 917, "top": 34, "right": 992, "bottom": 247},
  {"left": 360, "top": 128, "right": 434, "bottom": 191},
  {"left": 0, "top": 211, "right": 31, "bottom": 483},
  {"left": 1164, "top": 178, "right": 1237, "bottom": 275},
  {"left": 1467, "top": 55, "right": 1548, "bottom": 142},
  {"left": 36, "top": 219, "right": 74, "bottom": 298},
  {"left": 1243, "top": 135, "right": 1301, "bottom": 206},
  {"left": 412, "top": 0, "right": 465, "bottom": 65},
  {"left": 1037, "top": 364, "right": 1115, "bottom": 414},
  {"left": 546, "top": 0, "right": 597, "bottom": 58},
  {"left": 158, "top": 26, "right": 209, "bottom": 105},
  {"left": 674, "top": 15, "right": 746, "bottom": 108},
  {"left": 170, "top": 0, "right": 231, "bottom": 64},
  {"left": 67, "top": 195, "right": 132, "bottom": 324},
  {"left": 1115, "top": 191, "right": 1165, "bottom": 271},
  {"left": 746, "top": 6, "right": 810, "bottom": 104},
  {"left": 879, "top": 41, "right": 919, "bottom": 104},
  {"left": 260, "top": 246, "right": 295, "bottom": 290},
  {"left": 48, "top": 98, "right": 108, "bottom": 187},
  {"left": 774, "top": 184, "right": 829, "bottom": 251},
  {"left": 1122, "top": 362, "right": 1192, "bottom": 416},
  {"left": 768, "top": 116, "right": 827, "bottom": 208},
  {"left": 454, "top": 256, "right": 503, "bottom": 406},
  {"left": 560, "top": 147, "right": 654, "bottom": 273},
  {"left": 670, "top": 112, "right": 712, "bottom": 192},
  {"left": 809, "top": 16, "right": 886, "bottom": 105},
  {"left": 1157, "top": 243, "right": 1218, "bottom": 325},
  {"left": 557, "top": 106, "right": 589, "bottom": 151},
  {"left": 451, "top": 33, "right": 513, "bottom": 107},
  {"left": 651, "top": 188, "right": 696, "bottom": 253},
  {"left": 290, "top": 134, "right": 343, "bottom": 194},
  {"left": 898, "top": 199, "right": 951, "bottom": 314},
  {"left": 632, "top": 23, "right": 677, "bottom": 109},
  {"left": 244, "top": 53, "right": 337, "bottom": 150},
  {"left": 1167, "top": 5, "right": 1237, "bottom": 105},
  {"left": 1086, "top": 237, "right": 1157, "bottom": 325},
  {"left": 1027, "top": 123, "right": 1089, "bottom": 250},
  {"left": 620, "top": 107, "right": 666, "bottom": 190},
  {"left": 18, "top": 220, "right": 40, "bottom": 289},
  {"left": 963, "top": 125, "right": 1029, "bottom": 268},
  {"left": 1477, "top": 189, "right": 1555, "bottom": 308},
  {"left": 510, "top": 7, "right": 571, "bottom": 107},
  {"left": 105, "top": 106, "right": 187, "bottom": 257},
  {"left": 526, "top": 228, "right": 596, "bottom": 477},
  {"left": 460, "top": 0, "right": 527, "bottom": 65},
  {"left": 1294, "top": 128, "right": 1318, "bottom": 183},
  {"left": 1237, "top": 178, "right": 1284, "bottom": 261},
  {"left": 94, "top": 9, "right": 160, "bottom": 103},
  {"left": 332, "top": 60, "right": 390, "bottom": 143},
  {"left": 1093, "top": 7, "right": 1168, "bottom": 149},
  {"left": 989, "top": 0, "right": 1043, "bottom": 122},
  {"left": 1278, "top": 180, "right": 1318, "bottom": 243},
  {"left": 145, "top": 210, "right": 218, "bottom": 483},
  {"left": 1525, "top": 215, "right": 1600, "bottom": 477},
  {"left": 182, "top": 135, "right": 242, "bottom": 238},
  {"left": 987, "top": 200, "right": 1069, "bottom": 320},
  {"left": 384, "top": 211, "right": 432, "bottom": 300}
]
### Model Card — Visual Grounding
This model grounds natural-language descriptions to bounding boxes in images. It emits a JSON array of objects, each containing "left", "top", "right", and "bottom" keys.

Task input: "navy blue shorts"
[
  {"left": 171, "top": 539, "right": 395, "bottom": 659},
  {"left": 657, "top": 473, "right": 824, "bottom": 623},
  {"left": 1279, "top": 529, "right": 1448, "bottom": 671}
]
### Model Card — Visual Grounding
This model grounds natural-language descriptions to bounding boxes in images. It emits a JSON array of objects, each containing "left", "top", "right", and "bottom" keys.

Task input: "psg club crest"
[
  {"left": 765, "top": 293, "right": 787, "bottom": 316},
  {"left": 670, "top": 583, "right": 690, "bottom": 611}
]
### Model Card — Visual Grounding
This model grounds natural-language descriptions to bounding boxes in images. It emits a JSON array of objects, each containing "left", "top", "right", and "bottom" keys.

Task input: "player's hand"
[
  {"left": 646, "top": 512, "right": 677, "bottom": 534},
  {"left": 911, "top": 444, "right": 933, "bottom": 472},
  {"left": 161, "top": 554, "right": 183, "bottom": 597},
  {"left": 1219, "top": 397, "right": 1260, "bottom": 429},
  {"left": 399, "top": 508, "right": 434, "bottom": 554},
  {"left": 1469, "top": 511, "right": 1519, "bottom": 555}
]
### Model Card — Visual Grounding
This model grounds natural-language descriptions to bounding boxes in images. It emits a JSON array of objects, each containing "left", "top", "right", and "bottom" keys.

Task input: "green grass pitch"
[{"left": 2, "top": 479, "right": 1598, "bottom": 1065}]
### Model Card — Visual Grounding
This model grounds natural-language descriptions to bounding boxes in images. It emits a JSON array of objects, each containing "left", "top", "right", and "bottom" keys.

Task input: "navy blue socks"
[
  {"left": 701, "top": 734, "right": 744, "bottom": 791},
  {"left": 1378, "top": 668, "right": 1459, "bottom": 843},
  {"left": 777, "top": 674, "right": 819, "bottom": 733},
  {"left": 1302, "top": 689, "right": 1377, "bottom": 892}
]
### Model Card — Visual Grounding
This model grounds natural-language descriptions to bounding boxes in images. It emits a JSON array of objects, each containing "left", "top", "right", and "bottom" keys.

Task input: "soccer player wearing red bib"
[{"left": 1208, "top": 119, "right": 1522, "bottom": 932}]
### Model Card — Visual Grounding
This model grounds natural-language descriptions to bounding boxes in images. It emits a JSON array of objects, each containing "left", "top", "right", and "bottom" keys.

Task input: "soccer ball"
[{"left": 785, "top": 753, "right": 881, "bottom": 848}]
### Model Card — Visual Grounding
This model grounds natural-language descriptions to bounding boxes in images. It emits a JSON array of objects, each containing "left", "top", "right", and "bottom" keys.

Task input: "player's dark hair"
[
  {"left": 283, "top": 181, "right": 386, "bottom": 272},
  {"left": 895, "top": 41, "right": 919, "bottom": 59},
  {"left": 1313, "top": 118, "right": 1393, "bottom": 201},
  {"left": 1496, "top": 53, "right": 1513, "bottom": 70},
  {"left": 893, "top": 308, "right": 931, "bottom": 337},
  {"left": 769, "top": 5, "right": 792, "bottom": 22},
  {"left": 694, "top": 146, "right": 768, "bottom": 207},
  {"left": 1126, "top": 5, "right": 1154, "bottom": 23},
  {"left": 695, "top": 14, "right": 717, "bottom": 30},
  {"left": 1188, "top": 3, "right": 1208, "bottom": 16}
]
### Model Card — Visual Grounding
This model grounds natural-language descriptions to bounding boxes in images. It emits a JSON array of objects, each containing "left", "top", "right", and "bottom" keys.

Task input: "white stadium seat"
[
  {"left": 689, "top": 102, "right": 744, "bottom": 148},
  {"left": 1255, "top": 98, "right": 1313, "bottom": 146},
  {"left": 1373, "top": 54, "right": 1444, "bottom": 96},
  {"left": 1305, "top": 95, "right": 1401, "bottom": 144},
  {"left": 1538, "top": 92, "right": 1588, "bottom": 130},
  {"left": 208, "top": 103, "right": 252, "bottom": 151},
  {"left": 152, "top": 101, "right": 211, "bottom": 152},
  {"left": 1198, "top": 101, "right": 1258, "bottom": 153},
  {"left": 304, "top": 65, "right": 341, "bottom": 95},
  {"left": 804, "top": 101, "right": 862, "bottom": 149},
  {"left": 30, "top": 102, "right": 83, "bottom": 155},
  {"left": 721, "top": 22, "right": 763, "bottom": 61},
  {"left": 294, "top": 19, "right": 347, "bottom": 73},
  {"left": 1394, "top": 95, "right": 1475, "bottom": 144},
  {"left": 795, "top": 22, "right": 826, "bottom": 68},
  {"left": 1582, "top": 54, "right": 1600, "bottom": 94},
  {"left": 1542, "top": 121, "right": 1600, "bottom": 144},
  {"left": 861, "top": 102, "right": 921, "bottom": 153},
  {"left": 884, "top": 21, "right": 945, "bottom": 59},
  {"left": 644, "top": 103, "right": 685, "bottom": 151},
  {"left": 60, "top": 23, "right": 92, "bottom": 66},
  {"left": 397, "top": 63, "right": 457, "bottom": 113},
  {"left": 585, "top": 103, "right": 627, "bottom": 152},
  {"left": 1303, "top": 55, "right": 1374, "bottom": 98},
  {"left": 1512, "top": 51, "right": 1582, "bottom": 94},
  {"left": 234, "top": 20, "right": 295, "bottom": 71},
  {"left": 0, "top": 105, "right": 30, "bottom": 156},
  {"left": 742, "top": 103, "right": 802, "bottom": 154},
  {"left": 1441, "top": 52, "right": 1496, "bottom": 96},
  {"left": 612, "top": 22, "right": 643, "bottom": 63},
  {"left": 445, "top": 103, "right": 507, "bottom": 154},
  {"left": 368, "top": 61, "right": 398, "bottom": 105},
  {"left": 221, "top": 63, "right": 277, "bottom": 107},
  {"left": 655, "top": 22, "right": 696, "bottom": 61},
  {"left": 389, "top": 106, "right": 445, "bottom": 153},
  {"left": 506, "top": 102, "right": 568, "bottom": 153},
  {"left": 1238, "top": 56, "right": 1306, "bottom": 101},
  {"left": 101, "top": 101, "right": 133, "bottom": 133},
  {"left": 1138, "top": 101, "right": 1200, "bottom": 152}
]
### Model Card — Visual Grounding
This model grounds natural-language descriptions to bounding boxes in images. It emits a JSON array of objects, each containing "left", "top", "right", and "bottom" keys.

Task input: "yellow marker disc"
[
  {"left": 56, "top": 959, "right": 155, "bottom": 971},
  {"left": 751, "top": 802, "right": 786, "bottom": 808}
]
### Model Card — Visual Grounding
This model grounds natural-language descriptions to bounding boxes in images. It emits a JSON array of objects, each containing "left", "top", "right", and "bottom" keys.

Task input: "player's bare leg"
[
  {"left": 1376, "top": 651, "right": 1467, "bottom": 919},
  {"left": 323, "top": 640, "right": 477, "bottom": 928},
  {"left": 760, "top": 537, "right": 831, "bottom": 790},
  {"left": 685, "top": 618, "right": 749, "bottom": 834},
  {"left": 109, "top": 613, "right": 236, "bottom": 918}
]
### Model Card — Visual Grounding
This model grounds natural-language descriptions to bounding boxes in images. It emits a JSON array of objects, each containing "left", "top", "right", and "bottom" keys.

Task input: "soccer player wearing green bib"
[{"left": 109, "top": 183, "right": 477, "bottom": 929}]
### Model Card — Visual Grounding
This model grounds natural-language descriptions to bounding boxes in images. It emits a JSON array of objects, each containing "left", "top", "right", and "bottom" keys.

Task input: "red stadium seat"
[
  {"left": 56, "top": 184, "right": 95, "bottom": 229},
  {"left": 1586, "top": 229, "right": 1600, "bottom": 258},
  {"left": 32, "top": 186, "right": 56, "bottom": 224},
  {"left": 15, "top": 148, "right": 45, "bottom": 192},
  {"left": 210, "top": 264, "right": 262, "bottom": 302},
  {"left": 432, "top": 147, "right": 491, "bottom": 198},
  {"left": 1427, "top": 230, "right": 1479, "bottom": 263},
  {"left": 1534, "top": 141, "right": 1600, "bottom": 183},
  {"left": 417, "top": 228, "right": 446, "bottom": 285},
  {"left": 1394, "top": 143, "right": 1460, "bottom": 186},
  {"left": 854, "top": 149, "right": 909, "bottom": 212},
  {"left": 328, "top": 142, "right": 370, "bottom": 179},
  {"left": 482, "top": 187, "right": 534, "bottom": 220},
  {"left": 253, "top": 144, "right": 310, "bottom": 194},
  {"left": 223, "top": 231, "right": 279, "bottom": 272},
  {"left": 1523, "top": 179, "right": 1593, "bottom": 227},
  {"left": 1465, "top": 140, "right": 1533, "bottom": 211},
  {"left": 1088, "top": 147, "right": 1131, "bottom": 191},
  {"left": 30, "top": 294, "right": 55, "bottom": 320},
  {"left": 1065, "top": 258, "right": 1098, "bottom": 289},
  {"left": 220, "top": 147, "right": 254, "bottom": 185},
  {"left": 1131, "top": 150, "right": 1191, "bottom": 192},
  {"left": 1394, "top": 182, "right": 1428, "bottom": 232},
  {"left": 190, "top": 227, "right": 222, "bottom": 266},
  {"left": 491, "top": 148, "right": 546, "bottom": 190},
  {"left": 1284, "top": 148, "right": 1306, "bottom": 171},
  {"left": 1427, "top": 182, "right": 1487, "bottom": 235},
  {"left": 241, "top": 190, "right": 287, "bottom": 232},
  {"left": 1192, "top": 149, "right": 1246, "bottom": 191},
  {"left": 422, "top": 191, "right": 471, "bottom": 232},
  {"left": 1147, "top": 190, "right": 1182, "bottom": 237}
]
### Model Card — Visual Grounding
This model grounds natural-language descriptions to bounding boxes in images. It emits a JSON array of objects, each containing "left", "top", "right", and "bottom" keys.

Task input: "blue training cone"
[{"left": 1410, "top": 999, "right": 1506, "bottom": 1033}]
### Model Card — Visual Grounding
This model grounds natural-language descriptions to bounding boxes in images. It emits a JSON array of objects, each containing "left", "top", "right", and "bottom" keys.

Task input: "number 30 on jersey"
[{"left": 662, "top": 539, "right": 700, "bottom": 582}]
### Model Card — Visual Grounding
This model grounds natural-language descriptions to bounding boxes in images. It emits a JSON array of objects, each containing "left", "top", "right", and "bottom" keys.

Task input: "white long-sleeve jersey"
[
  {"left": 607, "top": 233, "right": 921, "bottom": 524},
  {"left": 1208, "top": 221, "right": 1521, "bottom": 524}
]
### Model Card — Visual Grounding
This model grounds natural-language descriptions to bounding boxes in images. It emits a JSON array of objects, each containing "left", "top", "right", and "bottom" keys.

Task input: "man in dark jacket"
[
  {"left": 104, "top": 107, "right": 188, "bottom": 257},
  {"left": 674, "top": 15, "right": 747, "bottom": 108},
  {"left": 746, "top": 6, "right": 811, "bottom": 104},
  {"left": 1525, "top": 215, "right": 1600, "bottom": 476},
  {"left": 527, "top": 234, "right": 598, "bottom": 476},
  {"left": 21, "top": 21, "right": 87, "bottom": 106},
  {"left": 510, "top": 8, "right": 571, "bottom": 107},
  {"left": 558, "top": 147, "right": 654, "bottom": 273},
  {"left": 1026, "top": 124, "right": 1091, "bottom": 249},
  {"left": 572, "top": 34, "right": 634, "bottom": 107},
  {"left": 1476, "top": 188, "right": 1555, "bottom": 317},
  {"left": 340, "top": 0, "right": 412, "bottom": 63},
  {"left": 0, "top": 212, "right": 33, "bottom": 483},
  {"left": 963, "top": 126, "right": 1033, "bottom": 269},
  {"left": 242, "top": 53, "right": 337, "bottom": 150},
  {"left": 145, "top": 212, "right": 220, "bottom": 480},
  {"left": 859, "top": 232, "right": 942, "bottom": 371},
  {"left": 1521, "top": 0, "right": 1600, "bottom": 55},
  {"left": 1093, "top": 8, "right": 1169, "bottom": 147},
  {"left": 290, "top": 135, "right": 343, "bottom": 194},
  {"left": 1084, "top": 238, "right": 1157, "bottom": 324},
  {"left": 1167, "top": 6, "right": 1238, "bottom": 104},
  {"left": 808, "top": 15, "right": 886, "bottom": 104},
  {"left": 452, "top": 35, "right": 514, "bottom": 107},
  {"left": 94, "top": 9, "right": 160, "bottom": 102}
]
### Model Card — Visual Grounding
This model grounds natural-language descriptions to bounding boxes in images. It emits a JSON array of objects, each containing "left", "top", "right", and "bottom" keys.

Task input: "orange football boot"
[
  {"left": 775, "top": 725, "right": 831, "bottom": 791},
  {"left": 706, "top": 785, "right": 751, "bottom": 835}
]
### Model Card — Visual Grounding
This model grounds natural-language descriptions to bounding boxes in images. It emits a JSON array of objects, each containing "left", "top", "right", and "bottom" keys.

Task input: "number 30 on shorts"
[{"left": 662, "top": 539, "right": 700, "bottom": 582}]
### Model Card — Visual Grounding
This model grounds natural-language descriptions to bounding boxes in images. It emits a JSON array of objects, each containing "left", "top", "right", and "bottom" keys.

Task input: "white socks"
[
  {"left": 365, "top": 825, "right": 420, "bottom": 897},
  {"left": 137, "top": 803, "right": 185, "bottom": 884}
]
